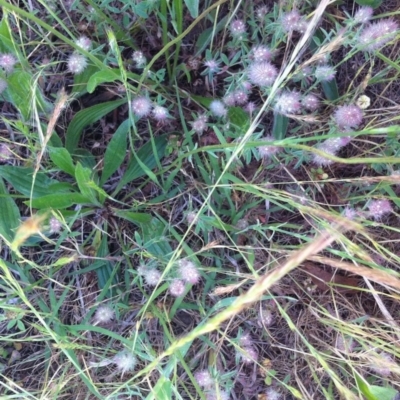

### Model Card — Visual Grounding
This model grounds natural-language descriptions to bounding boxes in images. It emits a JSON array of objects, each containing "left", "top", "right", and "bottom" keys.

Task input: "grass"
[{"left": 0, "top": 0, "right": 400, "bottom": 399}]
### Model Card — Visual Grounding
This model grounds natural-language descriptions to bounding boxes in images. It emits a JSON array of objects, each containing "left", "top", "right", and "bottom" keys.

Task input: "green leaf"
[
  {"left": 228, "top": 107, "right": 250, "bottom": 131},
  {"left": 0, "top": 166, "right": 66, "bottom": 198},
  {"left": 354, "top": 370, "right": 378, "bottom": 400},
  {"left": 0, "top": 177, "right": 20, "bottom": 242},
  {"left": 26, "top": 193, "right": 91, "bottom": 209},
  {"left": 75, "top": 163, "right": 99, "bottom": 205},
  {"left": 355, "top": 0, "right": 382, "bottom": 8},
  {"left": 321, "top": 80, "right": 339, "bottom": 101},
  {"left": 49, "top": 147, "right": 75, "bottom": 177},
  {"left": 87, "top": 69, "right": 121, "bottom": 94},
  {"left": 272, "top": 113, "right": 289, "bottom": 140},
  {"left": 114, "top": 135, "right": 168, "bottom": 194},
  {"left": 100, "top": 119, "right": 130, "bottom": 185},
  {"left": 65, "top": 98, "right": 127, "bottom": 153},
  {"left": 113, "top": 210, "right": 152, "bottom": 224},
  {"left": 184, "top": 0, "right": 198, "bottom": 18},
  {"left": 369, "top": 386, "right": 398, "bottom": 400},
  {"left": 72, "top": 64, "right": 100, "bottom": 95}
]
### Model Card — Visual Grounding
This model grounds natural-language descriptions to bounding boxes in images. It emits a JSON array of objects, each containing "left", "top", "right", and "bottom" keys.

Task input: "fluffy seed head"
[
  {"left": 186, "top": 211, "right": 198, "bottom": 225},
  {"left": 49, "top": 217, "right": 62, "bottom": 233},
  {"left": 194, "top": 369, "right": 213, "bottom": 387},
  {"left": 367, "top": 199, "right": 392, "bottom": 220},
  {"left": 281, "top": 10, "right": 301, "bottom": 32},
  {"left": 210, "top": 100, "right": 227, "bottom": 117},
  {"left": 94, "top": 305, "right": 114, "bottom": 324},
  {"left": 113, "top": 351, "right": 137, "bottom": 375},
  {"left": 274, "top": 91, "right": 301, "bottom": 115},
  {"left": 191, "top": 115, "right": 208, "bottom": 133},
  {"left": 152, "top": 105, "right": 170, "bottom": 121},
  {"left": 247, "top": 62, "right": 278, "bottom": 87},
  {"left": 204, "top": 59, "right": 220, "bottom": 73},
  {"left": 251, "top": 45, "right": 273, "bottom": 62},
  {"left": 67, "top": 53, "right": 87, "bottom": 74},
  {"left": 315, "top": 65, "right": 336, "bottom": 82},
  {"left": 178, "top": 259, "right": 200, "bottom": 284},
  {"left": 230, "top": 19, "right": 246, "bottom": 38},
  {"left": 354, "top": 7, "right": 373, "bottom": 24},
  {"left": 0, "top": 53, "right": 17, "bottom": 73},
  {"left": 75, "top": 36, "right": 92, "bottom": 51},
  {"left": 131, "top": 96, "right": 152, "bottom": 118},
  {"left": 359, "top": 19, "right": 398, "bottom": 52},
  {"left": 0, "top": 78, "right": 7, "bottom": 94},
  {"left": 132, "top": 51, "right": 146, "bottom": 68},
  {"left": 144, "top": 269, "right": 162, "bottom": 286},
  {"left": 241, "top": 346, "right": 258, "bottom": 363},
  {"left": 169, "top": 279, "right": 186, "bottom": 297},
  {"left": 265, "top": 388, "right": 282, "bottom": 400},
  {"left": 334, "top": 105, "right": 363, "bottom": 128},
  {"left": 302, "top": 94, "right": 320, "bottom": 111},
  {"left": 257, "top": 135, "right": 280, "bottom": 159}
]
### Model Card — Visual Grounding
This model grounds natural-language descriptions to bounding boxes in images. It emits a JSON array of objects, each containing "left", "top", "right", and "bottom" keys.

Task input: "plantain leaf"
[
  {"left": 75, "top": 162, "right": 100, "bottom": 205},
  {"left": 0, "top": 177, "right": 20, "bottom": 242},
  {"left": 65, "top": 98, "right": 127, "bottom": 153},
  {"left": 49, "top": 147, "right": 75, "bottom": 177},
  {"left": 26, "top": 193, "right": 91, "bottom": 209},
  {"left": 272, "top": 113, "right": 289, "bottom": 140}
]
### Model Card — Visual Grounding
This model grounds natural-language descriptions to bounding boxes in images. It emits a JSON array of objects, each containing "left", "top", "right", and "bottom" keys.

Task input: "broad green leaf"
[
  {"left": 354, "top": 370, "right": 378, "bottom": 400},
  {"left": 322, "top": 80, "right": 339, "bottom": 101},
  {"left": 369, "top": 386, "right": 398, "bottom": 400},
  {"left": 114, "top": 135, "right": 168, "bottom": 194},
  {"left": 87, "top": 69, "right": 121, "bottom": 94},
  {"left": 0, "top": 166, "right": 66, "bottom": 198},
  {"left": 113, "top": 210, "right": 152, "bottom": 224},
  {"left": 26, "top": 193, "right": 91, "bottom": 209},
  {"left": 75, "top": 162, "right": 99, "bottom": 205},
  {"left": 355, "top": 0, "right": 382, "bottom": 8},
  {"left": 72, "top": 64, "right": 100, "bottom": 95},
  {"left": 0, "top": 177, "right": 20, "bottom": 242},
  {"left": 65, "top": 98, "right": 127, "bottom": 153},
  {"left": 184, "top": 0, "right": 198, "bottom": 18},
  {"left": 49, "top": 147, "right": 75, "bottom": 177},
  {"left": 228, "top": 107, "right": 250, "bottom": 131},
  {"left": 100, "top": 119, "right": 130, "bottom": 185},
  {"left": 273, "top": 113, "right": 289, "bottom": 140}
]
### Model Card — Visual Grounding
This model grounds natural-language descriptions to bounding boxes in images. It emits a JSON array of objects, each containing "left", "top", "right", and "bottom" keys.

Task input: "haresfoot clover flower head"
[
  {"left": 334, "top": 104, "right": 363, "bottom": 128},
  {"left": 152, "top": 105, "right": 170, "bottom": 122},
  {"left": 230, "top": 19, "right": 246, "bottom": 38},
  {"left": 210, "top": 100, "right": 227, "bottom": 118},
  {"left": 132, "top": 51, "right": 146, "bottom": 68},
  {"left": 302, "top": 94, "right": 320, "bottom": 111},
  {"left": 367, "top": 199, "right": 392, "bottom": 220},
  {"left": 0, "top": 78, "right": 7, "bottom": 94},
  {"left": 94, "top": 304, "right": 114, "bottom": 324},
  {"left": 274, "top": 91, "right": 301, "bottom": 115},
  {"left": 315, "top": 65, "right": 336, "bottom": 82},
  {"left": 247, "top": 62, "right": 278, "bottom": 87},
  {"left": 251, "top": 45, "right": 273, "bottom": 62},
  {"left": 281, "top": 10, "right": 305, "bottom": 32},
  {"left": 257, "top": 135, "right": 280, "bottom": 159},
  {"left": 75, "top": 36, "right": 92, "bottom": 51},
  {"left": 178, "top": 259, "right": 200, "bottom": 284},
  {"left": 0, "top": 53, "right": 17, "bottom": 73},
  {"left": 169, "top": 279, "right": 186, "bottom": 297},
  {"left": 191, "top": 115, "right": 208, "bottom": 133},
  {"left": 144, "top": 268, "right": 162, "bottom": 286},
  {"left": 113, "top": 350, "right": 137, "bottom": 375},
  {"left": 194, "top": 369, "right": 213, "bottom": 387},
  {"left": 49, "top": 217, "right": 62, "bottom": 233},
  {"left": 241, "top": 346, "right": 258, "bottom": 364},
  {"left": 204, "top": 59, "right": 220, "bottom": 74},
  {"left": 131, "top": 95, "right": 152, "bottom": 119},
  {"left": 67, "top": 53, "right": 88, "bottom": 75}
]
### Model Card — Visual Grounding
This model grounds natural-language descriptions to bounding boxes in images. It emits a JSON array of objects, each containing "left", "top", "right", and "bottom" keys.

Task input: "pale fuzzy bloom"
[
  {"left": 94, "top": 305, "right": 114, "bottom": 324},
  {"left": 230, "top": 19, "right": 246, "bottom": 38},
  {"left": 356, "top": 95, "right": 370, "bottom": 110},
  {"left": 67, "top": 53, "right": 87, "bottom": 74},
  {"left": 239, "top": 331, "right": 253, "bottom": 347},
  {"left": 137, "top": 264, "right": 147, "bottom": 276},
  {"left": 0, "top": 78, "right": 7, "bottom": 94},
  {"left": 343, "top": 207, "right": 357, "bottom": 220},
  {"left": 295, "top": 18, "right": 308, "bottom": 33},
  {"left": 132, "top": 51, "right": 146, "bottom": 68},
  {"left": 205, "top": 390, "right": 230, "bottom": 400},
  {"left": 210, "top": 100, "right": 227, "bottom": 117},
  {"left": 186, "top": 211, "right": 198, "bottom": 225},
  {"left": 359, "top": 19, "right": 398, "bottom": 52},
  {"left": 49, "top": 217, "right": 62, "bottom": 233},
  {"left": 265, "top": 388, "right": 282, "bottom": 400},
  {"left": 113, "top": 351, "right": 137, "bottom": 375},
  {"left": 260, "top": 307, "right": 274, "bottom": 327},
  {"left": 244, "top": 102, "right": 257, "bottom": 114},
  {"left": 194, "top": 369, "right": 213, "bottom": 387},
  {"left": 75, "top": 36, "right": 92, "bottom": 51},
  {"left": 367, "top": 199, "right": 392, "bottom": 220},
  {"left": 312, "top": 136, "right": 351, "bottom": 166},
  {"left": 274, "top": 91, "right": 301, "bottom": 115},
  {"left": 281, "top": 10, "right": 301, "bottom": 32},
  {"left": 302, "top": 94, "right": 320, "bottom": 111},
  {"left": 178, "top": 259, "right": 200, "bottom": 284},
  {"left": 223, "top": 93, "right": 236, "bottom": 107},
  {"left": 241, "top": 80, "right": 252, "bottom": 91},
  {"left": 251, "top": 45, "right": 273, "bottom": 62},
  {"left": 257, "top": 135, "right": 280, "bottom": 159},
  {"left": 204, "top": 59, "right": 220, "bottom": 73},
  {"left": 0, "top": 53, "right": 17, "bottom": 73},
  {"left": 0, "top": 144, "right": 12, "bottom": 163},
  {"left": 295, "top": 65, "right": 313, "bottom": 81},
  {"left": 233, "top": 90, "right": 248, "bottom": 105},
  {"left": 312, "top": 143, "right": 335, "bottom": 166},
  {"left": 256, "top": 5, "right": 269, "bottom": 20},
  {"left": 354, "top": 7, "right": 373, "bottom": 24},
  {"left": 247, "top": 62, "right": 278, "bottom": 87},
  {"left": 236, "top": 218, "right": 249, "bottom": 230},
  {"left": 315, "top": 65, "right": 336, "bottom": 82},
  {"left": 241, "top": 346, "right": 258, "bottom": 363},
  {"left": 152, "top": 105, "right": 170, "bottom": 121},
  {"left": 191, "top": 114, "right": 208, "bottom": 133},
  {"left": 144, "top": 269, "right": 162, "bottom": 286},
  {"left": 334, "top": 105, "right": 363, "bottom": 128},
  {"left": 169, "top": 279, "right": 186, "bottom": 297},
  {"left": 131, "top": 96, "right": 152, "bottom": 118}
]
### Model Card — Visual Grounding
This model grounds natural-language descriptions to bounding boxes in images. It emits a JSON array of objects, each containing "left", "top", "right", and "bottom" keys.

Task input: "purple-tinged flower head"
[
  {"left": 93, "top": 305, "right": 114, "bottom": 324},
  {"left": 312, "top": 142, "right": 336, "bottom": 166},
  {"left": 274, "top": 91, "right": 302, "bottom": 115},
  {"left": 67, "top": 53, "right": 87, "bottom": 75},
  {"left": 334, "top": 104, "right": 363, "bottom": 129},
  {"left": 223, "top": 93, "right": 236, "bottom": 107},
  {"left": 247, "top": 62, "right": 278, "bottom": 87},
  {"left": 260, "top": 307, "right": 274, "bottom": 326},
  {"left": 359, "top": 19, "right": 399, "bottom": 52},
  {"left": 152, "top": 105, "right": 170, "bottom": 122},
  {"left": 257, "top": 135, "right": 280, "bottom": 159},
  {"left": 194, "top": 369, "right": 213, "bottom": 388},
  {"left": 132, "top": 51, "right": 146, "bottom": 68},
  {"left": 241, "top": 346, "right": 258, "bottom": 364},
  {"left": 75, "top": 36, "right": 92, "bottom": 51},
  {"left": 191, "top": 115, "right": 208, "bottom": 134},
  {"left": 265, "top": 388, "right": 282, "bottom": 400},
  {"left": 113, "top": 351, "right": 136, "bottom": 375},
  {"left": 315, "top": 65, "right": 336, "bottom": 82},
  {"left": 354, "top": 7, "right": 373, "bottom": 24},
  {"left": 251, "top": 45, "right": 273, "bottom": 62},
  {"left": 0, "top": 53, "right": 17, "bottom": 73},
  {"left": 204, "top": 59, "right": 220, "bottom": 74},
  {"left": 233, "top": 89, "right": 248, "bottom": 105},
  {"left": 281, "top": 10, "right": 301, "bottom": 32},
  {"left": 343, "top": 207, "right": 357, "bottom": 220},
  {"left": 169, "top": 279, "right": 186, "bottom": 297},
  {"left": 241, "top": 80, "right": 252, "bottom": 91},
  {"left": 244, "top": 102, "right": 257, "bottom": 114},
  {"left": 367, "top": 199, "right": 392, "bottom": 220},
  {"left": 210, "top": 100, "right": 227, "bottom": 117},
  {"left": 49, "top": 217, "right": 62, "bottom": 233},
  {"left": 239, "top": 331, "right": 253, "bottom": 347},
  {"left": 302, "top": 93, "right": 320, "bottom": 111},
  {"left": 256, "top": 5, "right": 269, "bottom": 20},
  {"left": 131, "top": 95, "right": 152, "bottom": 119},
  {"left": 143, "top": 268, "right": 162, "bottom": 286},
  {"left": 295, "top": 18, "right": 308, "bottom": 33},
  {"left": 230, "top": 19, "right": 246, "bottom": 38},
  {"left": 0, "top": 78, "right": 7, "bottom": 94},
  {"left": 178, "top": 259, "right": 200, "bottom": 284},
  {"left": 205, "top": 390, "right": 230, "bottom": 400}
]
